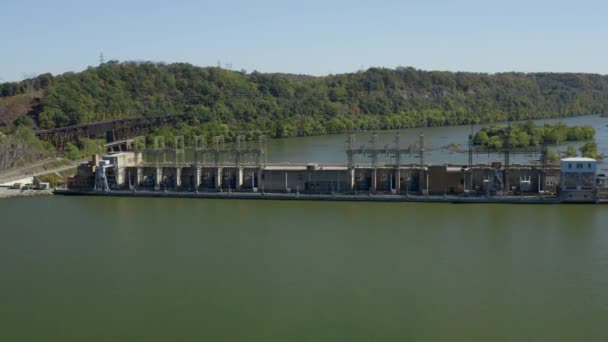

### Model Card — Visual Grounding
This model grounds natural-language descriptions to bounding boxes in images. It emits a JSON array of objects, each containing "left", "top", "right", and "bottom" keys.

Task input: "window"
[
  {"left": 588, "top": 163, "right": 592, "bottom": 169},
  {"left": 577, "top": 163, "right": 583, "bottom": 169},
  {"left": 569, "top": 163, "right": 572, "bottom": 169}
]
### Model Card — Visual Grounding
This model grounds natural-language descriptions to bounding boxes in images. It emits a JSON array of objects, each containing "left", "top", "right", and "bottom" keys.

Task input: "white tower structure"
[{"left": 560, "top": 157, "right": 597, "bottom": 202}]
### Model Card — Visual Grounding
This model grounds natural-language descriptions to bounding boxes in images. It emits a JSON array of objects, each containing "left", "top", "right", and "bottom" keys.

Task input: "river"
[
  {"left": 1, "top": 116, "right": 608, "bottom": 341},
  {"left": 267, "top": 115, "right": 608, "bottom": 170}
]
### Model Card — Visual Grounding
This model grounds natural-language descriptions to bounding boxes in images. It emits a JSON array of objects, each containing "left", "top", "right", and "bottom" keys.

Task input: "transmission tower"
[{"left": 22, "top": 72, "right": 36, "bottom": 98}]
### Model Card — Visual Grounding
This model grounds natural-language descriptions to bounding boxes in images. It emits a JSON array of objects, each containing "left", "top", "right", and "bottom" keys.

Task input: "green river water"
[{"left": 1, "top": 116, "right": 608, "bottom": 341}]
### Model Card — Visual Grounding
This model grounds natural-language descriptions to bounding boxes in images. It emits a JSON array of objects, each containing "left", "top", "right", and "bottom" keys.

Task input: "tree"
[
  {"left": 474, "top": 131, "right": 490, "bottom": 146},
  {"left": 580, "top": 142, "right": 599, "bottom": 159},
  {"left": 474, "top": 122, "right": 595, "bottom": 148},
  {"left": 64, "top": 142, "right": 80, "bottom": 160},
  {"left": 38, "top": 173, "right": 62, "bottom": 187},
  {"left": 546, "top": 149, "right": 560, "bottom": 163},
  {"left": 565, "top": 145, "right": 577, "bottom": 157},
  {"left": 0, "top": 127, "right": 52, "bottom": 170},
  {"left": 488, "top": 136, "right": 503, "bottom": 149}
]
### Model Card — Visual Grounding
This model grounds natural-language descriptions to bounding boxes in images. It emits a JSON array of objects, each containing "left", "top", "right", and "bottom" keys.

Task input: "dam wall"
[{"left": 69, "top": 152, "right": 564, "bottom": 197}]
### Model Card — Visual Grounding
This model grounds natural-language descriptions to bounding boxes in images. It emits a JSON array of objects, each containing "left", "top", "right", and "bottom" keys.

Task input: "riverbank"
[{"left": 0, "top": 188, "right": 53, "bottom": 199}]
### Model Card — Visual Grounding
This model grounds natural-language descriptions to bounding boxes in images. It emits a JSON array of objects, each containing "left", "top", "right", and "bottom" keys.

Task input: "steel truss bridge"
[{"left": 35, "top": 114, "right": 186, "bottom": 150}]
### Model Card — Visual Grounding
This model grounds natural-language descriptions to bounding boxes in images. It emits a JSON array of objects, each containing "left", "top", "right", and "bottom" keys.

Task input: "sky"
[{"left": 1, "top": 0, "right": 607, "bottom": 81}]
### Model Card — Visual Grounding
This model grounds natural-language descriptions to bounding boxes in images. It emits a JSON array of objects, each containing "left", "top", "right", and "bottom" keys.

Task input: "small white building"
[{"left": 560, "top": 157, "right": 597, "bottom": 201}]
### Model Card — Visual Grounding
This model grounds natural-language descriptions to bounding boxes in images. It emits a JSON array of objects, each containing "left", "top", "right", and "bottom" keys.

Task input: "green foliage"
[
  {"left": 580, "top": 142, "right": 599, "bottom": 159},
  {"left": 565, "top": 145, "right": 577, "bottom": 157},
  {"left": 0, "top": 126, "right": 54, "bottom": 170},
  {"left": 37, "top": 173, "right": 63, "bottom": 187},
  {"left": 473, "top": 122, "right": 595, "bottom": 149},
  {"left": 64, "top": 142, "right": 80, "bottom": 160},
  {"left": 546, "top": 149, "right": 560, "bottom": 163},
  {"left": 473, "top": 131, "right": 489, "bottom": 145},
  {"left": 12, "top": 126, "right": 54, "bottom": 151},
  {"left": 488, "top": 136, "right": 503, "bottom": 149},
  {"left": 2, "top": 63, "right": 608, "bottom": 140},
  {"left": 64, "top": 139, "right": 104, "bottom": 161},
  {"left": 13, "top": 115, "right": 35, "bottom": 128}
]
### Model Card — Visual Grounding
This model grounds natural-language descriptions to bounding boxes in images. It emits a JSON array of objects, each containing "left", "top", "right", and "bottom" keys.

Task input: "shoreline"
[
  {"left": 0, "top": 188, "right": 53, "bottom": 199},
  {"left": 53, "top": 189, "right": 606, "bottom": 204}
]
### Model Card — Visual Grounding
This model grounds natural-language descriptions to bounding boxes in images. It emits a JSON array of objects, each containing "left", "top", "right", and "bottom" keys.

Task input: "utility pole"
[
  {"left": 22, "top": 72, "right": 36, "bottom": 98},
  {"left": 347, "top": 134, "right": 355, "bottom": 168},
  {"left": 468, "top": 124, "right": 474, "bottom": 168},
  {"left": 419, "top": 133, "right": 425, "bottom": 168},
  {"left": 394, "top": 132, "right": 401, "bottom": 192}
]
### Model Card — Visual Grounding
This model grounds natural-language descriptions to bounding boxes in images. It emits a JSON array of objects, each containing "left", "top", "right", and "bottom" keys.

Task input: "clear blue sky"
[{"left": 1, "top": 0, "right": 607, "bottom": 81}]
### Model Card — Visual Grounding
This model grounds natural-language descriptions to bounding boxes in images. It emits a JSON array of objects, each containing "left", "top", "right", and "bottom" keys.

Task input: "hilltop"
[{"left": 1, "top": 61, "right": 607, "bottom": 139}]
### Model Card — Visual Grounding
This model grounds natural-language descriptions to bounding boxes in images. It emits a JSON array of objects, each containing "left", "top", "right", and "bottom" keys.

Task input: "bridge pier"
[
  {"left": 395, "top": 168, "right": 401, "bottom": 193},
  {"left": 372, "top": 168, "right": 378, "bottom": 193},
  {"left": 175, "top": 167, "right": 182, "bottom": 189},
  {"left": 136, "top": 167, "right": 143, "bottom": 187}
]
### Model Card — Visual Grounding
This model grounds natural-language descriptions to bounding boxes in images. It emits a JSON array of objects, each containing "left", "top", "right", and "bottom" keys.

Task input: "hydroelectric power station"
[{"left": 56, "top": 132, "right": 608, "bottom": 204}]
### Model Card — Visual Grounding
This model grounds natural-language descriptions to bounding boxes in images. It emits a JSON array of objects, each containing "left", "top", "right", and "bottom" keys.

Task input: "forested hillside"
[{"left": 1, "top": 61, "right": 608, "bottom": 139}]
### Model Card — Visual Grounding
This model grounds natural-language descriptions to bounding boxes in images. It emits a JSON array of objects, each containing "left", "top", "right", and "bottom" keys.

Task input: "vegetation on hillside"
[
  {"left": 0, "top": 62, "right": 607, "bottom": 140},
  {"left": 0, "top": 62, "right": 607, "bottom": 165},
  {"left": 0, "top": 92, "right": 41, "bottom": 126},
  {"left": 473, "top": 122, "right": 595, "bottom": 149},
  {"left": 0, "top": 126, "right": 54, "bottom": 170},
  {"left": 63, "top": 139, "right": 105, "bottom": 161}
]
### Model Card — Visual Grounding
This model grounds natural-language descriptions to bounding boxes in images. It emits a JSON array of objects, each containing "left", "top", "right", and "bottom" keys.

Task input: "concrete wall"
[
  {"left": 260, "top": 169, "right": 351, "bottom": 193},
  {"left": 427, "top": 166, "right": 465, "bottom": 195}
]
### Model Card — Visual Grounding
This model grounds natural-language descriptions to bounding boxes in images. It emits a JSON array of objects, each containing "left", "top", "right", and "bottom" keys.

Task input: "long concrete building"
[{"left": 68, "top": 151, "right": 591, "bottom": 200}]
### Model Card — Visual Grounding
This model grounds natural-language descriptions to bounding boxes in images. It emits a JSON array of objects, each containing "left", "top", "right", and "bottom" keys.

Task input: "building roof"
[
  {"left": 561, "top": 157, "right": 596, "bottom": 162},
  {"left": 264, "top": 165, "right": 349, "bottom": 171}
]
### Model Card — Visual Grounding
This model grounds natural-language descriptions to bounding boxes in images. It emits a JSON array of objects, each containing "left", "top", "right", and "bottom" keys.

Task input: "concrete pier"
[
  {"left": 237, "top": 167, "right": 243, "bottom": 190},
  {"left": 372, "top": 168, "right": 378, "bottom": 193},
  {"left": 155, "top": 167, "right": 162, "bottom": 189},
  {"left": 216, "top": 167, "right": 222, "bottom": 190},
  {"left": 195, "top": 166, "right": 202, "bottom": 190},
  {"left": 175, "top": 168, "right": 182, "bottom": 188},
  {"left": 136, "top": 167, "right": 143, "bottom": 185},
  {"left": 395, "top": 168, "right": 401, "bottom": 193}
]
